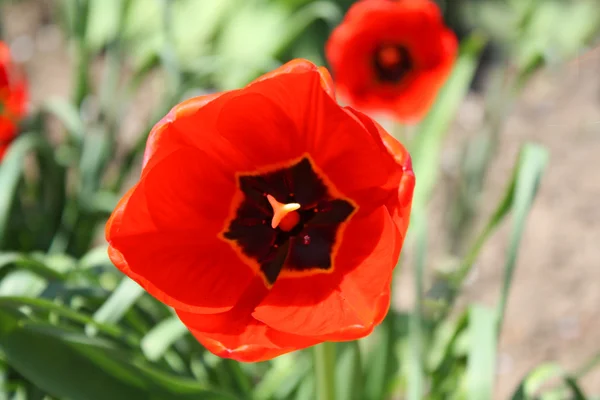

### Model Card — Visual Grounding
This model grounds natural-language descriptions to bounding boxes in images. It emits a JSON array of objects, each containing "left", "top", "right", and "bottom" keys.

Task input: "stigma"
[
  {"left": 266, "top": 194, "right": 301, "bottom": 232},
  {"left": 377, "top": 45, "right": 402, "bottom": 68}
]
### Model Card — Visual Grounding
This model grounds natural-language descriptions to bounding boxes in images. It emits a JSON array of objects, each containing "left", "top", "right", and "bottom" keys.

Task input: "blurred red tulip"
[
  {"left": 0, "top": 41, "right": 28, "bottom": 160},
  {"left": 326, "top": 0, "right": 458, "bottom": 122}
]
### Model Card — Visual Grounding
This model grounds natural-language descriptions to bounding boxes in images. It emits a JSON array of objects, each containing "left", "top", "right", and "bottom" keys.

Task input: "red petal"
[
  {"left": 142, "top": 146, "right": 236, "bottom": 234},
  {"left": 307, "top": 94, "right": 400, "bottom": 214},
  {"left": 142, "top": 92, "right": 223, "bottom": 170},
  {"left": 243, "top": 67, "right": 404, "bottom": 221},
  {"left": 215, "top": 92, "right": 304, "bottom": 170},
  {"left": 344, "top": 107, "right": 415, "bottom": 232},
  {"left": 251, "top": 206, "right": 397, "bottom": 338},
  {"left": 249, "top": 59, "right": 336, "bottom": 99},
  {"left": 0, "top": 115, "right": 17, "bottom": 142},
  {"left": 106, "top": 159, "right": 257, "bottom": 313},
  {"left": 388, "top": 30, "right": 458, "bottom": 121},
  {"left": 177, "top": 277, "right": 318, "bottom": 362},
  {"left": 185, "top": 317, "right": 318, "bottom": 363},
  {"left": 108, "top": 228, "right": 255, "bottom": 313}
]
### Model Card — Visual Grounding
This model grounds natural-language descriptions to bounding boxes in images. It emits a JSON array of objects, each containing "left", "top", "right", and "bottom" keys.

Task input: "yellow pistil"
[{"left": 266, "top": 194, "right": 301, "bottom": 232}]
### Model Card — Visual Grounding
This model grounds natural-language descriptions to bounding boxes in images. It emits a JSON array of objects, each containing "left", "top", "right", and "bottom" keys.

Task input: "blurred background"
[{"left": 0, "top": 0, "right": 599, "bottom": 399}]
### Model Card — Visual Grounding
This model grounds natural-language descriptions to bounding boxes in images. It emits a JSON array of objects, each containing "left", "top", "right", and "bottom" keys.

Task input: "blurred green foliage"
[{"left": 0, "top": 0, "right": 599, "bottom": 399}]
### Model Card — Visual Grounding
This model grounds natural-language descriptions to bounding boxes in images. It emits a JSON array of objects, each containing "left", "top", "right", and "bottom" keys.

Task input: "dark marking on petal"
[{"left": 223, "top": 156, "right": 356, "bottom": 285}]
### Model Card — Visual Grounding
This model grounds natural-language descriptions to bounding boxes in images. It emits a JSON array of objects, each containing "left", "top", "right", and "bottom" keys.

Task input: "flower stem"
[{"left": 314, "top": 342, "right": 336, "bottom": 400}]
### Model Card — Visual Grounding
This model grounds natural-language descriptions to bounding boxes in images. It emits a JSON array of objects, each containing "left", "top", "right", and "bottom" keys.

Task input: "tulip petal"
[
  {"left": 252, "top": 206, "right": 397, "bottom": 337},
  {"left": 177, "top": 276, "right": 318, "bottom": 362},
  {"left": 250, "top": 59, "right": 336, "bottom": 99},
  {"left": 107, "top": 150, "right": 258, "bottom": 313}
]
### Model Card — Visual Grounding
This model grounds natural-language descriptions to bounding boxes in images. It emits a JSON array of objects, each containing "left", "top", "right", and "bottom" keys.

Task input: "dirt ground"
[
  {"left": 2, "top": 1, "right": 600, "bottom": 399},
  {"left": 465, "top": 49, "right": 600, "bottom": 398}
]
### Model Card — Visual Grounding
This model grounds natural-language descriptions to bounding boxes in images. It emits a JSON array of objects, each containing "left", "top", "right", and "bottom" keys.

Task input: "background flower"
[
  {"left": 0, "top": 41, "right": 28, "bottom": 160},
  {"left": 326, "top": 0, "right": 458, "bottom": 122}
]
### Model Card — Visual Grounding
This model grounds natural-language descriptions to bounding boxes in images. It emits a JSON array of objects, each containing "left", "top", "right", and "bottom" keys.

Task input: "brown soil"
[
  {"left": 3, "top": 1, "right": 600, "bottom": 399},
  {"left": 393, "top": 48, "right": 600, "bottom": 399}
]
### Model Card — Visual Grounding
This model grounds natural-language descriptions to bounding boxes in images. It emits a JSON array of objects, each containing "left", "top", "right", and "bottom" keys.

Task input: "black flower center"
[
  {"left": 372, "top": 44, "right": 413, "bottom": 83},
  {"left": 223, "top": 157, "right": 356, "bottom": 286}
]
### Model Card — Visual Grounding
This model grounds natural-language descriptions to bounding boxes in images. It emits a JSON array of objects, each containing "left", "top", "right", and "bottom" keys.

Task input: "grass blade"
[
  {"left": 336, "top": 341, "right": 363, "bottom": 400},
  {"left": 363, "top": 312, "right": 405, "bottom": 400},
  {"left": 497, "top": 144, "right": 548, "bottom": 330},
  {"left": 407, "top": 212, "right": 427, "bottom": 400},
  {"left": 0, "top": 308, "right": 237, "bottom": 400},
  {"left": 0, "top": 134, "right": 46, "bottom": 248},
  {"left": 253, "top": 353, "right": 310, "bottom": 400},
  {"left": 86, "top": 277, "right": 144, "bottom": 336},
  {"left": 140, "top": 315, "right": 188, "bottom": 361},
  {"left": 466, "top": 305, "right": 497, "bottom": 400}
]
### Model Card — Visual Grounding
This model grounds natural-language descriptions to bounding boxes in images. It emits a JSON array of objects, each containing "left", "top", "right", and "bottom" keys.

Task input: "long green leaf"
[
  {"left": 87, "top": 277, "right": 144, "bottom": 336},
  {"left": 466, "top": 305, "right": 497, "bottom": 400},
  {"left": 0, "top": 297, "right": 129, "bottom": 341},
  {"left": 336, "top": 341, "right": 363, "bottom": 400},
  {"left": 0, "top": 134, "right": 45, "bottom": 248},
  {"left": 253, "top": 354, "right": 310, "bottom": 400},
  {"left": 0, "top": 308, "right": 237, "bottom": 400},
  {"left": 141, "top": 315, "right": 188, "bottom": 361},
  {"left": 364, "top": 312, "right": 406, "bottom": 400},
  {"left": 0, "top": 252, "right": 65, "bottom": 281},
  {"left": 0, "top": 271, "right": 47, "bottom": 297},
  {"left": 497, "top": 144, "right": 548, "bottom": 330},
  {"left": 42, "top": 98, "right": 86, "bottom": 143},
  {"left": 406, "top": 213, "right": 427, "bottom": 400},
  {"left": 511, "top": 363, "right": 589, "bottom": 400}
]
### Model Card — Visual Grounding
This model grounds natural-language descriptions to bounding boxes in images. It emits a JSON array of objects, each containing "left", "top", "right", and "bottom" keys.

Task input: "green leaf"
[
  {"left": 336, "top": 341, "right": 362, "bottom": 400},
  {"left": 141, "top": 315, "right": 188, "bottom": 361},
  {"left": 0, "top": 252, "right": 66, "bottom": 281},
  {"left": 497, "top": 144, "right": 548, "bottom": 329},
  {"left": 0, "top": 134, "right": 47, "bottom": 248},
  {"left": 295, "top": 374, "right": 315, "bottom": 400},
  {"left": 214, "top": 2, "right": 288, "bottom": 88},
  {"left": 42, "top": 97, "right": 86, "bottom": 143},
  {"left": 364, "top": 312, "right": 406, "bottom": 400},
  {"left": 564, "top": 376, "right": 587, "bottom": 400},
  {"left": 253, "top": 353, "right": 310, "bottom": 400},
  {"left": 87, "top": 277, "right": 144, "bottom": 336},
  {"left": 466, "top": 305, "right": 497, "bottom": 400},
  {"left": 0, "top": 271, "right": 47, "bottom": 298},
  {"left": 427, "top": 311, "right": 468, "bottom": 373},
  {"left": 0, "top": 308, "right": 237, "bottom": 400},
  {"left": 0, "top": 297, "right": 127, "bottom": 341},
  {"left": 79, "top": 245, "right": 112, "bottom": 269},
  {"left": 79, "top": 126, "right": 112, "bottom": 198},
  {"left": 511, "top": 363, "right": 588, "bottom": 400},
  {"left": 406, "top": 213, "right": 427, "bottom": 400},
  {"left": 86, "top": 0, "right": 121, "bottom": 51}
]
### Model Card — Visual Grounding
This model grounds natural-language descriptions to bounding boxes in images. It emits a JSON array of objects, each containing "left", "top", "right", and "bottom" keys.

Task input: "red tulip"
[
  {"left": 106, "top": 59, "right": 415, "bottom": 362},
  {"left": 0, "top": 41, "right": 28, "bottom": 160},
  {"left": 326, "top": 0, "right": 458, "bottom": 122}
]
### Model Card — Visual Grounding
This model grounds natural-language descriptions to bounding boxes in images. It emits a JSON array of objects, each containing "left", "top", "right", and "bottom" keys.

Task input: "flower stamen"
[{"left": 266, "top": 194, "right": 301, "bottom": 231}]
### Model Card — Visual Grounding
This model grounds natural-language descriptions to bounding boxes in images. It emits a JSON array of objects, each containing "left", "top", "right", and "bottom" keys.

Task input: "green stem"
[{"left": 314, "top": 342, "right": 336, "bottom": 400}]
